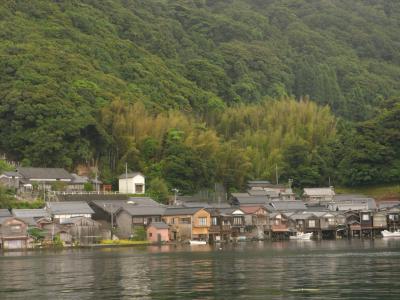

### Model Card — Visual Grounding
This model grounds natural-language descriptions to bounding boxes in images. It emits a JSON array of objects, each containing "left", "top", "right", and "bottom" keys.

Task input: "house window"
[
  {"left": 298, "top": 220, "right": 303, "bottom": 225},
  {"left": 149, "top": 233, "right": 152, "bottom": 237},
  {"left": 327, "top": 218, "right": 335, "bottom": 225},
  {"left": 212, "top": 217, "right": 218, "bottom": 226},
  {"left": 233, "top": 217, "right": 242, "bottom": 226},
  {"left": 308, "top": 220, "right": 316, "bottom": 228},
  {"left": 198, "top": 217, "right": 207, "bottom": 226},
  {"left": 10, "top": 225, "right": 21, "bottom": 232},
  {"left": 362, "top": 214, "right": 370, "bottom": 221},
  {"left": 180, "top": 217, "right": 191, "bottom": 224},
  {"left": 135, "top": 184, "right": 143, "bottom": 193}
]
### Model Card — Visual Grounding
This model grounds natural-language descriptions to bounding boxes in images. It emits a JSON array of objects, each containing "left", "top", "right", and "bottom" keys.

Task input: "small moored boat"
[
  {"left": 189, "top": 240, "right": 207, "bottom": 245},
  {"left": 290, "top": 232, "right": 313, "bottom": 240},
  {"left": 381, "top": 230, "right": 400, "bottom": 238}
]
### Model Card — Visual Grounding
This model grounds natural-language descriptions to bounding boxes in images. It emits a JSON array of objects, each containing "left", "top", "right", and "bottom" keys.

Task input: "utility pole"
[
  {"left": 125, "top": 162, "right": 128, "bottom": 194},
  {"left": 172, "top": 188, "right": 179, "bottom": 205},
  {"left": 105, "top": 204, "right": 114, "bottom": 239},
  {"left": 275, "top": 164, "right": 279, "bottom": 185}
]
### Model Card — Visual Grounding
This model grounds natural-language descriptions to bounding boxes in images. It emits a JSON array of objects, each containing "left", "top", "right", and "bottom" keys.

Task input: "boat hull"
[
  {"left": 189, "top": 240, "right": 207, "bottom": 245},
  {"left": 290, "top": 233, "right": 313, "bottom": 240},
  {"left": 381, "top": 230, "right": 400, "bottom": 238}
]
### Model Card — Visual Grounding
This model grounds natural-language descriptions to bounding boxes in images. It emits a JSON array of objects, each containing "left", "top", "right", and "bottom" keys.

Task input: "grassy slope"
[{"left": 336, "top": 184, "right": 400, "bottom": 200}]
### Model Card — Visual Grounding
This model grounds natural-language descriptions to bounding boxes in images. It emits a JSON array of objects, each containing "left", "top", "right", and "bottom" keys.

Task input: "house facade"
[
  {"left": 163, "top": 207, "right": 211, "bottom": 242},
  {"left": 118, "top": 172, "right": 145, "bottom": 194},
  {"left": 0, "top": 217, "right": 29, "bottom": 249}
]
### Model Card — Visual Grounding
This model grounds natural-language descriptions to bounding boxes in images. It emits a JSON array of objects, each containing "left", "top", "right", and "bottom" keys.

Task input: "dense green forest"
[{"left": 0, "top": 0, "right": 399, "bottom": 193}]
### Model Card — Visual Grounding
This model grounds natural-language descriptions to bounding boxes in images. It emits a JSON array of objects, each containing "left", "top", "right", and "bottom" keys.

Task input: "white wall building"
[{"left": 119, "top": 172, "right": 145, "bottom": 194}]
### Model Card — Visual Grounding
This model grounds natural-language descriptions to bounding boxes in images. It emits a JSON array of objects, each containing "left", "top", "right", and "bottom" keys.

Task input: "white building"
[{"left": 118, "top": 172, "right": 145, "bottom": 194}]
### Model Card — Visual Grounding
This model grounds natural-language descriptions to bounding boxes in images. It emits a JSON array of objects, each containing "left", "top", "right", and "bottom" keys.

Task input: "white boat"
[
  {"left": 189, "top": 240, "right": 207, "bottom": 245},
  {"left": 290, "top": 232, "right": 313, "bottom": 240},
  {"left": 381, "top": 230, "right": 400, "bottom": 238}
]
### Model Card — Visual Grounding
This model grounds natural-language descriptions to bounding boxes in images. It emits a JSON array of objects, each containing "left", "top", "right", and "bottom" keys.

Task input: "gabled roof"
[
  {"left": 47, "top": 201, "right": 94, "bottom": 215},
  {"left": 163, "top": 207, "right": 204, "bottom": 216},
  {"left": 12, "top": 209, "right": 49, "bottom": 219},
  {"left": 303, "top": 188, "right": 335, "bottom": 196},
  {"left": 148, "top": 222, "right": 169, "bottom": 229},
  {"left": 17, "top": 167, "right": 72, "bottom": 180},
  {"left": 118, "top": 172, "right": 144, "bottom": 179},
  {"left": 240, "top": 206, "right": 267, "bottom": 214}
]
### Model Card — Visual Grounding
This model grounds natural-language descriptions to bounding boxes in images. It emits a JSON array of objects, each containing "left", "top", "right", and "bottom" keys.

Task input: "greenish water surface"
[{"left": 1, "top": 239, "right": 399, "bottom": 299}]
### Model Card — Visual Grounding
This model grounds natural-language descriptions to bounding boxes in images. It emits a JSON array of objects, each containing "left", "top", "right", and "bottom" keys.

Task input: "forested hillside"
[{"left": 0, "top": 0, "right": 399, "bottom": 193}]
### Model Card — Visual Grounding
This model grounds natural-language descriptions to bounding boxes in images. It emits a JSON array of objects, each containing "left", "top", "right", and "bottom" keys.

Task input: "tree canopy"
[{"left": 0, "top": 1, "right": 399, "bottom": 192}]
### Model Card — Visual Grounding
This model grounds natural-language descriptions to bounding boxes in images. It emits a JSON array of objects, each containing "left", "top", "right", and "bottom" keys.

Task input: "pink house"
[{"left": 147, "top": 222, "right": 170, "bottom": 243}]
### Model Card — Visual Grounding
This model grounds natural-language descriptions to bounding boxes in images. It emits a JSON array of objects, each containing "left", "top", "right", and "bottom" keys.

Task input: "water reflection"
[{"left": 1, "top": 240, "right": 400, "bottom": 299}]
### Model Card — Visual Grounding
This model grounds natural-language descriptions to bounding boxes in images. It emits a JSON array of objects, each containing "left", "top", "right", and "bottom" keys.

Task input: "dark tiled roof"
[
  {"left": 163, "top": 207, "right": 203, "bottom": 216},
  {"left": 47, "top": 201, "right": 94, "bottom": 215},
  {"left": 17, "top": 167, "right": 72, "bottom": 180},
  {"left": 232, "top": 195, "right": 270, "bottom": 205},
  {"left": 122, "top": 206, "right": 166, "bottom": 216},
  {"left": 149, "top": 222, "right": 169, "bottom": 229}
]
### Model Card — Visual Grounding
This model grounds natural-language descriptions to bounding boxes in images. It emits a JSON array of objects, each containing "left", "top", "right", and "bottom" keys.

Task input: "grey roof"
[
  {"left": 378, "top": 201, "right": 400, "bottom": 209},
  {"left": 56, "top": 194, "right": 129, "bottom": 202},
  {"left": 12, "top": 209, "right": 49, "bottom": 219},
  {"left": 304, "top": 188, "right": 335, "bottom": 196},
  {"left": 46, "top": 201, "right": 94, "bottom": 215},
  {"left": 127, "top": 197, "right": 159, "bottom": 206},
  {"left": 269, "top": 200, "right": 307, "bottom": 211},
  {"left": 70, "top": 173, "right": 89, "bottom": 184},
  {"left": 163, "top": 207, "right": 203, "bottom": 216},
  {"left": 17, "top": 167, "right": 72, "bottom": 180},
  {"left": 2, "top": 171, "right": 21, "bottom": 178},
  {"left": 121, "top": 205, "right": 166, "bottom": 216},
  {"left": 149, "top": 222, "right": 169, "bottom": 229},
  {"left": 118, "top": 172, "right": 144, "bottom": 179},
  {"left": 290, "top": 213, "right": 316, "bottom": 220},
  {"left": 0, "top": 209, "right": 11, "bottom": 217},
  {"left": 232, "top": 195, "right": 270, "bottom": 205},
  {"left": 91, "top": 198, "right": 163, "bottom": 215}
]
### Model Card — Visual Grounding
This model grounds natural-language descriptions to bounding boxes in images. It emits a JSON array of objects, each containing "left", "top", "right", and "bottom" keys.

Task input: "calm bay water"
[{"left": 1, "top": 239, "right": 400, "bottom": 299}]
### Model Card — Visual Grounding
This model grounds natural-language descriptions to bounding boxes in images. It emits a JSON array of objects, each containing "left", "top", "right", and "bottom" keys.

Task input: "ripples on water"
[{"left": 1, "top": 239, "right": 400, "bottom": 299}]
